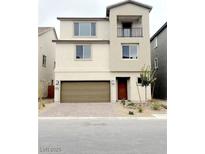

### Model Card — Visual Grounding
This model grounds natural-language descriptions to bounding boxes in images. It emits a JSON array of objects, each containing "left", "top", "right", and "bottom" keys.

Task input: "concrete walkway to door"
[{"left": 39, "top": 103, "right": 121, "bottom": 117}]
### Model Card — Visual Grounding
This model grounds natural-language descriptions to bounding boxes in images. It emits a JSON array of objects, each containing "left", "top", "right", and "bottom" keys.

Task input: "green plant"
[
  {"left": 129, "top": 111, "right": 134, "bottom": 115},
  {"left": 127, "top": 102, "right": 135, "bottom": 107},
  {"left": 39, "top": 99, "right": 46, "bottom": 109},
  {"left": 137, "top": 106, "right": 143, "bottom": 113},
  {"left": 161, "top": 104, "right": 167, "bottom": 109},
  {"left": 140, "top": 66, "right": 157, "bottom": 102},
  {"left": 121, "top": 99, "right": 126, "bottom": 106},
  {"left": 151, "top": 102, "right": 161, "bottom": 110}
]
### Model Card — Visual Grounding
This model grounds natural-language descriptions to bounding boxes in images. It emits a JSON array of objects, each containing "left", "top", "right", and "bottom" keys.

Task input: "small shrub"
[
  {"left": 39, "top": 99, "right": 46, "bottom": 109},
  {"left": 161, "top": 104, "right": 167, "bottom": 109},
  {"left": 121, "top": 99, "right": 126, "bottom": 106},
  {"left": 137, "top": 106, "right": 143, "bottom": 113},
  {"left": 129, "top": 111, "right": 134, "bottom": 115},
  {"left": 151, "top": 102, "right": 161, "bottom": 110},
  {"left": 127, "top": 102, "right": 135, "bottom": 107}
]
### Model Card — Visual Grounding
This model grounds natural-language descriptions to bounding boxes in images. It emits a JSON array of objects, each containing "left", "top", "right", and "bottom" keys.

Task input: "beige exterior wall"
[
  {"left": 38, "top": 30, "right": 56, "bottom": 97},
  {"left": 60, "top": 20, "right": 109, "bottom": 40},
  {"left": 109, "top": 3, "right": 151, "bottom": 71},
  {"left": 55, "top": 43, "right": 110, "bottom": 72}
]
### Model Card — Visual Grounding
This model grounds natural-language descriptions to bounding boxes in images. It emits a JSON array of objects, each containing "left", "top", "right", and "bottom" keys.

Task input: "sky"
[{"left": 38, "top": 0, "right": 167, "bottom": 37}]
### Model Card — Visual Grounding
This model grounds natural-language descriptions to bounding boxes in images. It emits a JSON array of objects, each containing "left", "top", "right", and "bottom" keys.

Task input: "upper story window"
[
  {"left": 42, "top": 55, "right": 46, "bottom": 67},
  {"left": 154, "top": 37, "right": 158, "bottom": 48},
  {"left": 76, "top": 45, "right": 91, "bottom": 60},
  {"left": 122, "top": 44, "right": 139, "bottom": 59},
  {"left": 74, "top": 22, "right": 96, "bottom": 36},
  {"left": 154, "top": 57, "right": 158, "bottom": 69}
]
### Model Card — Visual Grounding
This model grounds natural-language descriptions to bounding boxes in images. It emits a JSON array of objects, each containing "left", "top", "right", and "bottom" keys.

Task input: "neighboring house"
[
  {"left": 38, "top": 27, "right": 58, "bottom": 98},
  {"left": 150, "top": 22, "right": 167, "bottom": 100},
  {"left": 53, "top": 0, "right": 152, "bottom": 103}
]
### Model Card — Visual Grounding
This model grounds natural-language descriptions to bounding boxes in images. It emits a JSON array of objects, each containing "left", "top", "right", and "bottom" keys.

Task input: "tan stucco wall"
[
  {"left": 55, "top": 43, "right": 109, "bottom": 72},
  {"left": 60, "top": 20, "right": 109, "bottom": 40},
  {"left": 38, "top": 30, "right": 56, "bottom": 97},
  {"left": 109, "top": 3, "right": 151, "bottom": 71}
]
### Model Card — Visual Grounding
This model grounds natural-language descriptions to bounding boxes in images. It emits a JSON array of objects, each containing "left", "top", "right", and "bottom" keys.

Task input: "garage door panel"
[{"left": 61, "top": 81, "right": 110, "bottom": 103}]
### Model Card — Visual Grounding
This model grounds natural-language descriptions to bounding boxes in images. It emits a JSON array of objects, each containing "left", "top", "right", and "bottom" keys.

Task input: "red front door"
[{"left": 118, "top": 78, "right": 127, "bottom": 100}]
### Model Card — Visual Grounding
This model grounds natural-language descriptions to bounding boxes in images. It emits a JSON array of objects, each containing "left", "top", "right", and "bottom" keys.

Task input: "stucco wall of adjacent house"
[
  {"left": 60, "top": 20, "right": 110, "bottom": 40},
  {"left": 54, "top": 72, "right": 151, "bottom": 103},
  {"left": 109, "top": 3, "right": 151, "bottom": 71},
  {"left": 38, "top": 30, "right": 56, "bottom": 97},
  {"left": 55, "top": 43, "right": 110, "bottom": 72}
]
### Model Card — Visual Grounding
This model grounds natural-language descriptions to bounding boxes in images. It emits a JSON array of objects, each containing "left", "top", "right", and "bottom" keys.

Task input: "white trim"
[{"left": 154, "top": 37, "right": 158, "bottom": 48}]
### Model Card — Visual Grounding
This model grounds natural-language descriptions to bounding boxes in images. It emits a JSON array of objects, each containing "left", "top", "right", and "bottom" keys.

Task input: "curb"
[{"left": 38, "top": 116, "right": 166, "bottom": 120}]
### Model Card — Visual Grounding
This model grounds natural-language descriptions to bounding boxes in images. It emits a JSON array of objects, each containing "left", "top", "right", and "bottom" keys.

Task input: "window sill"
[
  {"left": 73, "top": 36, "right": 97, "bottom": 38},
  {"left": 117, "top": 36, "right": 143, "bottom": 38},
  {"left": 122, "top": 58, "right": 138, "bottom": 60},
  {"left": 75, "top": 59, "right": 92, "bottom": 61}
]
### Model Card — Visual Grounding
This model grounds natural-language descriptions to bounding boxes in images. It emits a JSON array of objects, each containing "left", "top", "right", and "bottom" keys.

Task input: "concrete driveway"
[{"left": 39, "top": 103, "right": 120, "bottom": 117}]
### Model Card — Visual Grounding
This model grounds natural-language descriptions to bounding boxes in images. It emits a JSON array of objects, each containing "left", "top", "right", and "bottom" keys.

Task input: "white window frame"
[
  {"left": 122, "top": 44, "right": 139, "bottom": 59},
  {"left": 74, "top": 22, "right": 96, "bottom": 37},
  {"left": 154, "top": 37, "right": 158, "bottom": 48},
  {"left": 154, "top": 57, "right": 158, "bottom": 69},
  {"left": 75, "top": 45, "right": 92, "bottom": 60}
]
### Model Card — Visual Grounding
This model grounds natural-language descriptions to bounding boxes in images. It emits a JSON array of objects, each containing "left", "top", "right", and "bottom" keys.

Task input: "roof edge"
[
  {"left": 150, "top": 22, "right": 167, "bottom": 41},
  {"left": 38, "top": 27, "right": 58, "bottom": 40},
  {"left": 57, "top": 17, "right": 109, "bottom": 21},
  {"left": 52, "top": 40, "right": 110, "bottom": 44},
  {"left": 106, "top": 0, "right": 152, "bottom": 16}
]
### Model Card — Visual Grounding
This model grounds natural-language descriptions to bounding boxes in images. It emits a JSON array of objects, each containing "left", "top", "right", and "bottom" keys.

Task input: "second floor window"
[
  {"left": 122, "top": 44, "right": 138, "bottom": 59},
  {"left": 154, "top": 37, "right": 158, "bottom": 48},
  {"left": 74, "top": 22, "right": 96, "bottom": 36},
  {"left": 154, "top": 57, "right": 158, "bottom": 69},
  {"left": 76, "top": 45, "right": 91, "bottom": 60},
  {"left": 42, "top": 55, "right": 46, "bottom": 67}
]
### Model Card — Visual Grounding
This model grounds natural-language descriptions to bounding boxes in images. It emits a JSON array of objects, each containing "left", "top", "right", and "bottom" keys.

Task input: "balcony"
[{"left": 117, "top": 27, "right": 143, "bottom": 37}]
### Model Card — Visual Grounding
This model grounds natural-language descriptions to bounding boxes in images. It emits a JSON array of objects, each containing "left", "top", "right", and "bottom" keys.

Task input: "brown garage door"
[{"left": 61, "top": 81, "right": 110, "bottom": 103}]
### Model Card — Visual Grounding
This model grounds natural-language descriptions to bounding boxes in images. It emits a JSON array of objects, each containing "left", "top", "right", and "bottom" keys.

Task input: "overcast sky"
[{"left": 39, "top": 0, "right": 167, "bottom": 37}]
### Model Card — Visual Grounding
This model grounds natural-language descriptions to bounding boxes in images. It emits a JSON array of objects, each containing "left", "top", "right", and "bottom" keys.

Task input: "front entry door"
[{"left": 118, "top": 78, "right": 127, "bottom": 100}]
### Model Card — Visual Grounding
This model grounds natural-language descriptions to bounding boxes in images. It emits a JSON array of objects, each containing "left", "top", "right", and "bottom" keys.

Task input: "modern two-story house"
[{"left": 53, "top": 0, "right": 152, "bottom": 103}]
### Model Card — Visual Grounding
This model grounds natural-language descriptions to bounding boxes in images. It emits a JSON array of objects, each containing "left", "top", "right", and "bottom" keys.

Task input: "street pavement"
[{"left": 39, "top": 119, "right": 166, "bottom": 154}]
